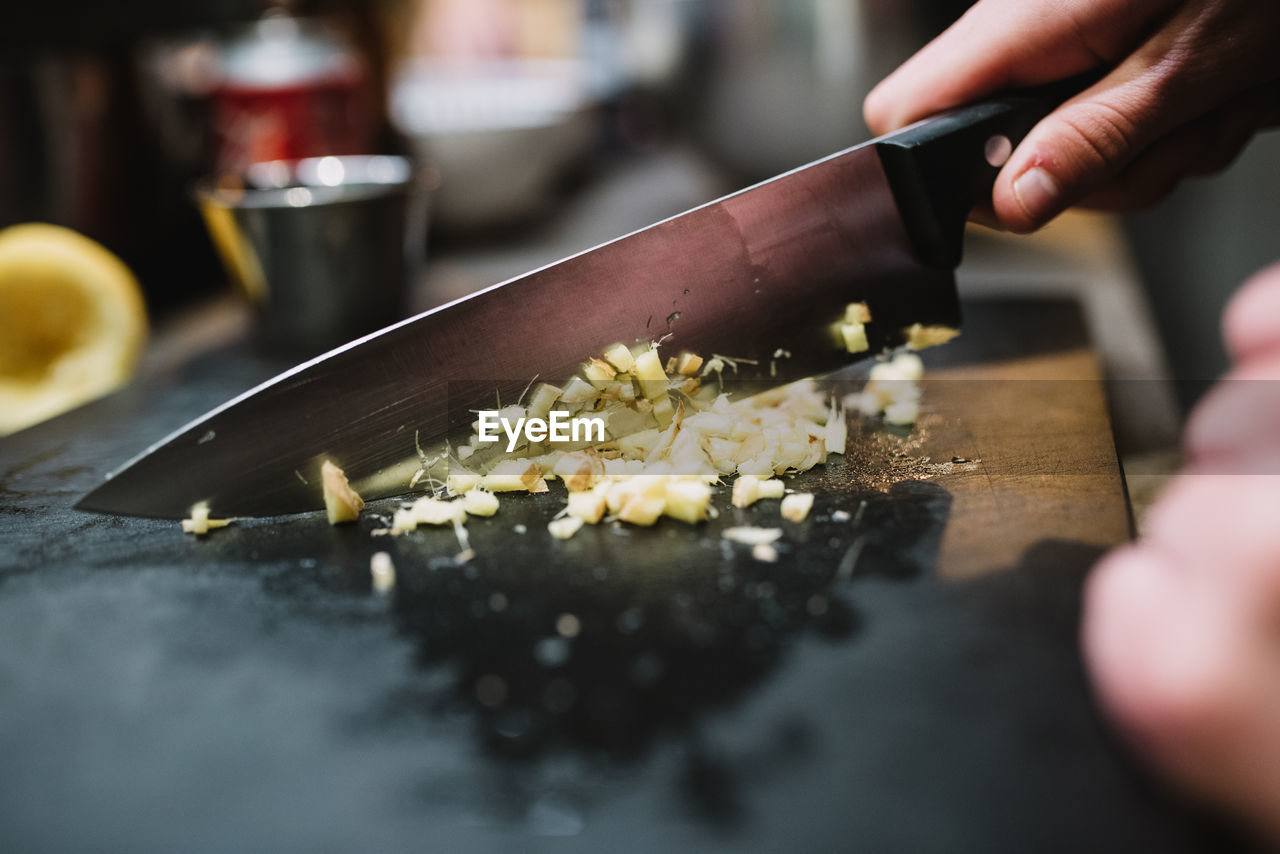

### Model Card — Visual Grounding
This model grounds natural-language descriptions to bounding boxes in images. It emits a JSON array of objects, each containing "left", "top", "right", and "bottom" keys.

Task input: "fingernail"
[{"left": 1012, "top": 167, "right": 1061, "bottom": 223}]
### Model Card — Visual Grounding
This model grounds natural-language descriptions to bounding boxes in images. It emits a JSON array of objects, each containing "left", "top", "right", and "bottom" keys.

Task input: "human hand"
[
  {"left": 864, "top": 0, "right": 1280, "bottom": 232},
  {"left": 1083, "top": 262, "right": 1280, "bottom": 840}
]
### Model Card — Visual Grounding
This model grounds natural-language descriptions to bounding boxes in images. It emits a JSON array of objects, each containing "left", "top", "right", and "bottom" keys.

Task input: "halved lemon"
[{"left": 0, "top": 223, "right": 148, "bottom": 435}]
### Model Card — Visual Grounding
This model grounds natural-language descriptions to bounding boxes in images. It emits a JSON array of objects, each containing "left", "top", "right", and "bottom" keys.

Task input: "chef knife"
[{"left": 79, "top": 90, "right": 1060, "bottom": 519}]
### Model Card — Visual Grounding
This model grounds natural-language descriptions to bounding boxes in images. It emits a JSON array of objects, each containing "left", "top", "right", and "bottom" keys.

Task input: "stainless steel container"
[{"left": 196, "top": 154, "right": 429, "bottom": 357}]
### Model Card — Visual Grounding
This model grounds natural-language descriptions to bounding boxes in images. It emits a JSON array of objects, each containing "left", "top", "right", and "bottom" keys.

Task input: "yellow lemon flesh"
[{"left": 0, "top": 224, "right": 147, "bottom": 435}]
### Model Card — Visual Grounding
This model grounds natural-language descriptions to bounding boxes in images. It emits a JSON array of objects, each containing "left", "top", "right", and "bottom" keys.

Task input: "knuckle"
[{"left": 1052, "top": 101, "right": 1143, "bottom": 173}]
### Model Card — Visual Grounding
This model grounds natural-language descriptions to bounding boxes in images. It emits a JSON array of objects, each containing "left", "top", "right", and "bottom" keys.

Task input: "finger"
[
  {"left": 992, "top": 1, "right": 1280, "bottom": 231},
  {"left": 1073, "top": 85, "right": 1280, "bottom": 211},
  {"left": 864, "top": 0, "right": 1176, "bottom": 134},
  {"left": 1183, "top": 353, "right": 1280, "bottom": 472},
  {"left": 1223, "top": 262, "right": 1280, "bottom": 363}
]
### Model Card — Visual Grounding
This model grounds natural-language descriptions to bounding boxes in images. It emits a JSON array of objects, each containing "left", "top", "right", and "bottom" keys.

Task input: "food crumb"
[
  {"left": 722, "top": 526, "right": 783, "bottom": 546},
  {"left": 370, "top": 551, "right": 396, "bottom": 593},
  {"left": 322, "top": 459, "right": 364, "bottom": 525},
  {"left": 181, "top": 501, "right": 231, "bottom": 536},
  {"left": 752, "top": 543, "right": 779, "bottom": 562},
  {"left": 780, "top": 493, "right": 815, "bottom": 522},
  {"left": 548, "top": 516, "right": 584, "bottom": 540}
]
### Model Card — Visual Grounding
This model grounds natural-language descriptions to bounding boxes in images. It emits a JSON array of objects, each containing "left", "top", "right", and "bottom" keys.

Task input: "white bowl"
[{"left": 390, "top": 58, "right": 597, "bottom": 228}]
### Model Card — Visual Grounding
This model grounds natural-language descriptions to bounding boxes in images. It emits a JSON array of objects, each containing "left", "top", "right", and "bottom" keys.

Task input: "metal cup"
[{"left": 196, "top": 154, "right": 429, "bottom": 356}]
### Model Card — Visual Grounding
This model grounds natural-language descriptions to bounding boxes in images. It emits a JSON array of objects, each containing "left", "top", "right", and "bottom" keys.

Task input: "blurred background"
[{"left": 3, "top": 0, "right": 1278, "bottom": 448}]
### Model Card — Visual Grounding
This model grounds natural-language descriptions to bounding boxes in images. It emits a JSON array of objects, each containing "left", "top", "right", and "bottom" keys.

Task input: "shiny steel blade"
[{"left": 78, "top": 141, "right": 958, "bottom": 519}]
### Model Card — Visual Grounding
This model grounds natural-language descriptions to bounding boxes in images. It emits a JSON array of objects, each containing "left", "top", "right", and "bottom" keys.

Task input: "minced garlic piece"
[
  {"left": 903, "top": 323, "right": 959, "bottom": 350},
  {"left": 618, "top": 494, "right": 666, "bottom": 526},
  {"left": 824, "top": 398, "right": 846, "bottom": 455},
  {"left": 370, "top": 551, "right": 396, "bottom": 593},
  {"left": 582, "top": 358, "right": 616, "bottom": 387},
  {"left": 181, "top": 501, "right": 231, "bottom": 535},
  {"left": 780, "top": 492, "right": 814, "bottom": 522},
  {"left": 845, "top": 302, "right": 872, "bottom": 324},
  {"left": 321, "top": 459, "right": 364, "bottom": 525},
  {"left": 722, "top": 526, "right": 783, "bottom": 546},
  {"left": 663, "top": 480, "right": 712, "bottom": 524},
  {"left": 752, "top": 543, "right": 779, "bottom": 562},
  {"left": 840, "top": 322, "right": 869, "bottom": 354},
  {"left": 885, "top": 399, "right": 920, "bottom": 426},
  {"left": 731, "top": 475, "right": 785, "bottom": 508},
  {"left": 632, "top": 347, "right": 668, "bottom": 401},
  {"left": 463, "top": 489, "right": 499, "bottom": 517},
  {"left": 447, "top": 471, "right": 482, "bottom": 494},
  {"left": 409, "top": 496, "right": 467, "bottom": 526},
  {"left": 566, "top": 488, "right": 608, "bottom": 524},
  {"left": 849, "top": 352, "right": 925, "bottom": 425},
  {"left": 675, "top": 352, "right": 704, "bottom": 376},
  {"left": 603, "top": 343, "right": 635, "bottom": 373},
  {"left": 481, "top": 459, "right": 543, "bottom": 492},
  {"left": 548, "top": 516, "right": 584, "bottom": 540}
]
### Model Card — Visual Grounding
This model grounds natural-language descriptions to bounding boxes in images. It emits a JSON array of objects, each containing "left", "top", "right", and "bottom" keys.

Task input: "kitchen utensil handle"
[{"left": 876, "top": 84, "right": 1078, "bottom": 269}]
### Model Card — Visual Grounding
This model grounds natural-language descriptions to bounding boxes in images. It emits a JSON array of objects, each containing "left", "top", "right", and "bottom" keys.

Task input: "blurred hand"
[
  {"left": 865, "top": 0, "right": 1280, "bottom": 232},
  {"left": 1084, "top": 262, "right": 1280, "bottom": 840}
]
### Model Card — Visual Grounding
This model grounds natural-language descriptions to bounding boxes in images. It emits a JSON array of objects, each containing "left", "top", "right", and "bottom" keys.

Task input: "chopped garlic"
[
  {"left": 663, "top": 480, "right": 712, "bottom": 524},
  {"left": 447, "top": 471, "right": 482, "bottom": 494},
  {"left": 444, "top": 335, "right": 932, "bottom": 542},
  {"left": 732, "top": 475, "right": 784, "bottom": 508},
  {"left": 548, "top": 516, "right": 584, "bottom": 540},
  {"left": 370, "top": 551, "right": 396, "bottom": 593},
  {"left": 566, "top": 489, "right": 608, "bottom": 524},
  {"left": 582, "top": 358, "right": 616, "bottom": 387},
  {"left": 752, "top": 543, "right": 779, "bottom": 562},
  {"left": 407, "top": 496, "right": 467, "bottom": 526},
  {"left": 527, "top": 383, "right": 562, "bottom": 420},
  {"left": 554, "top": 451, "right": 604, "bottom": 492},
  {"left": 824, "top": 398, "right": 846, "bottom": 455},
  {"left": 840, "top": 322, "right": 869, "bottom": 354},
  {"left": 885, "top": 399, "right": 920, "bottom": 426},
  {"left": 481, "top": 459, "right": 543, "bottom": 492},
  {"left": 603, "top": 343, "right": 635, "bottom": 373},
  {"left": 321, "top": 459, "right": 364, "bottom": 525},
  {"left": 903, "top": 323, "right": 959, "bottom": 350},
  {"left": 675, "top": 352, "right": 704, "bottom": 375},
  {"left": 391, "top": 507, "right": 418, "bottom": 533},
  {"left": 181, "top": 501, "right": 231, "bottom": 536},
  {"left": 871, "top": 352, "right": 924, "bottom": 382},
  {"left": 845, "top": 302, "right": 872, "bottom": 324},
  {"left": 780, "top": 493, "right": 814, "bottom": 522},
  {"left": 632, "top": 347, "right": 668, "bottom": 401},
  {"left": 722, "top": 526, "right": 783, "bottom": 546},
  {"left": 463, "top": 489, "right": 500, "bottom": 517},
  {"left": 618, "top": 494, "right": 666, "bottom": 526}
]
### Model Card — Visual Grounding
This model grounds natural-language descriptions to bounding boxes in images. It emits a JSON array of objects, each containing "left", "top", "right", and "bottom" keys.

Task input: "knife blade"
[{"left": 78, "top": 92, "right": 1055, "bottom": 519}]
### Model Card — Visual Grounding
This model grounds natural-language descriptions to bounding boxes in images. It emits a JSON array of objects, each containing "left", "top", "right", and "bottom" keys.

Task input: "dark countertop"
[{"left": 0, "top": 296, "right": 1248, "bottom": 853}]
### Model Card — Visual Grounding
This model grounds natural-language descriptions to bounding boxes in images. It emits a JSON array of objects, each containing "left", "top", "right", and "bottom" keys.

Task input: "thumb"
[{"left": 993, "top": 70, "right": 1169, "bottom": 232}]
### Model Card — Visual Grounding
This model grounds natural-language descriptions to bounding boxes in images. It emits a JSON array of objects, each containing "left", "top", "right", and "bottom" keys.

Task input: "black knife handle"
[{"left": 875, "top": 83, "right": 1078, "bottom": 269}]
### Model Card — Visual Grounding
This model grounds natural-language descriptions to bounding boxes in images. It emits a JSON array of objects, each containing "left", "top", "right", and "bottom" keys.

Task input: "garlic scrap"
[
  {"left": 321, "top": 459, "right": 364, "bottom": 525},
  {"left": 181, "top": 501, "right": 231, "bottom": 535},
  {"left": 722, "top": 526, "right": 783, "bottom": 546},
  {"left": 780, "top": 493, "right": 815, "bottom": 522}
]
